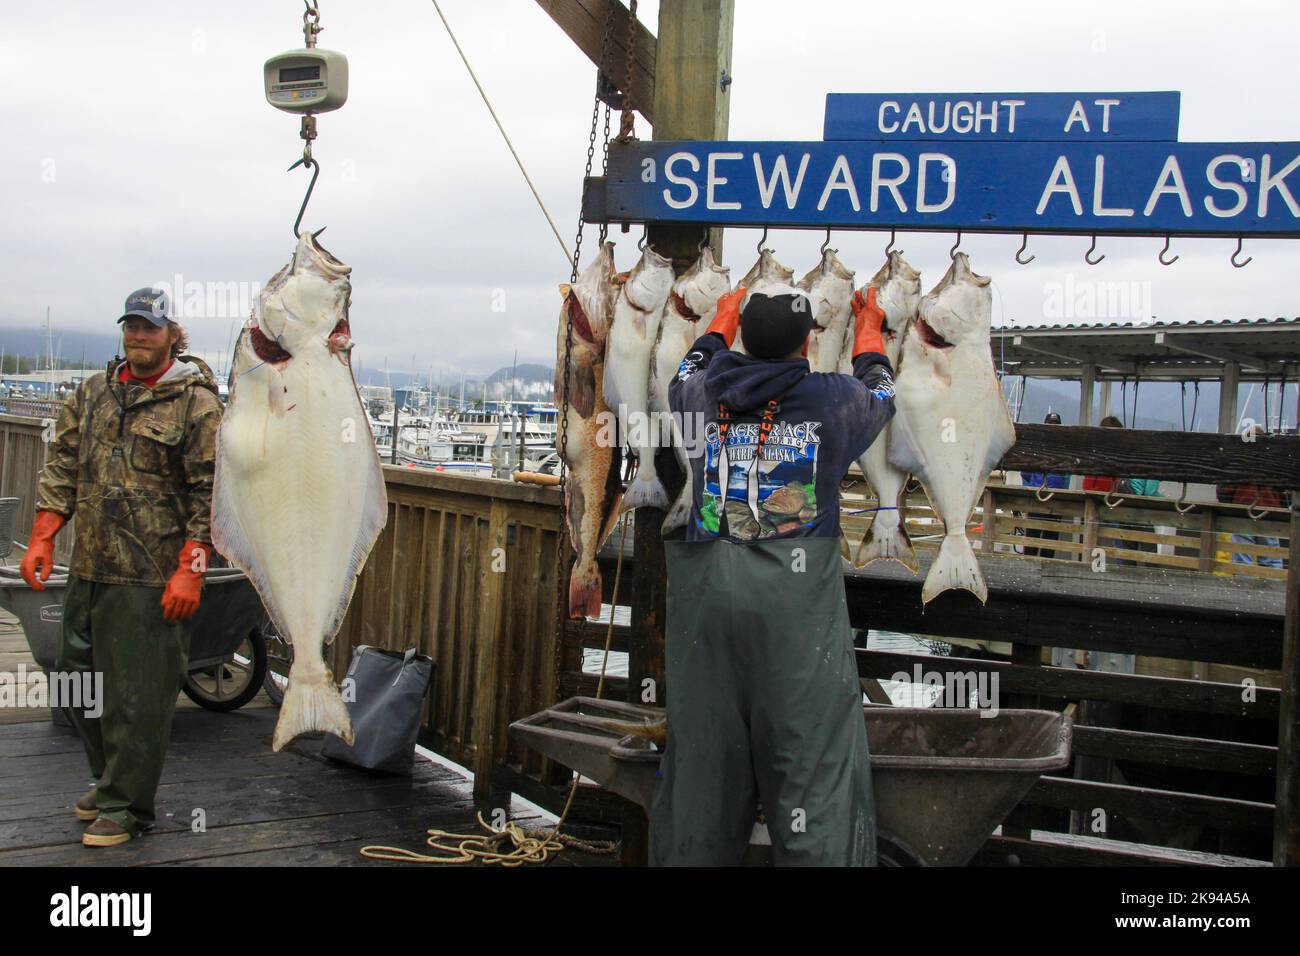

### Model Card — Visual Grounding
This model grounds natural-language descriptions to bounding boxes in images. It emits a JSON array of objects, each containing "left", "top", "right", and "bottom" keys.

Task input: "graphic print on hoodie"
[{"left": 670, "top": 331, "right": 895, "bottom": 543}]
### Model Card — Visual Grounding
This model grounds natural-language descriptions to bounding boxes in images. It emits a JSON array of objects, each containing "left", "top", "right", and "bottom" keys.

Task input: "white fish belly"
[
  {"left": 889, "top": 344, "right": 1013, "bottom": 530},
  {"left": 214, "top": 348, "right": 386, "bottom": 661}
]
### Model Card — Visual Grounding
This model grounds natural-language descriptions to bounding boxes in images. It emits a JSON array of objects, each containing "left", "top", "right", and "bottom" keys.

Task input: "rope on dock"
[{"left": 360, "top": 513, "right": 631, "bottom": 866}]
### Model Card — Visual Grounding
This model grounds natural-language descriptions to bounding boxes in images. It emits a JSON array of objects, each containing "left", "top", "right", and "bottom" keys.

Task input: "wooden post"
[
  {"left": 1098, "top": 379, "right": 1113, "bottom": 423},
  {"left": 471, "top": 500, "right": 509, "bottom": 798},
  {"left": 1218, "top": 361, "right": 1240, "bottom": 434},
  {"left": 620, "top": 0, "right": 735, "bottom": 867},
  {"left": 1079, "top": 365, "right": 1096, "bottom": 426},
  {"left": 1275, "top": 495, "right": 1299, "bottom": 865}
]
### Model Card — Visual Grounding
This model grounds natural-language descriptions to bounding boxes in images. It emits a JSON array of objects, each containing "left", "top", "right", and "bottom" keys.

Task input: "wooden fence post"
[
  {"left": 1274, "top": 494, "right": 1299, "bottom": 866},
  {"left": 472, "top": 500, "right": 509, "bottom": 798}
]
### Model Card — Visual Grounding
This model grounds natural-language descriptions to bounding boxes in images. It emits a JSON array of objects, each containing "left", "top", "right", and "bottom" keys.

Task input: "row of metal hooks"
[
  {"left": 1033, "top": 479, "right": 1271, "bottom": 519},
  {"left": 650, "top": 224, "right": 1259, "bottom": 271}
]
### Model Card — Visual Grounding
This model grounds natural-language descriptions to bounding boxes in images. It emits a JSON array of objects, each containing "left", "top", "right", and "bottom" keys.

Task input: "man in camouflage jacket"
[{"left": 21, "top": 287, "right": 223, "bottom": 847}]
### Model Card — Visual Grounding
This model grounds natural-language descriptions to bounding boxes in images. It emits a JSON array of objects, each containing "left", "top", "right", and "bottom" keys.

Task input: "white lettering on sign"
[
  {"left": 753, "top": 153, "right": 810, "bottom": 209},
  {"left": 817, "top": 155, "right": 860, "bottom": 211},
  {"left": 662, "top": 152, "right": 700, "bottom": 209},
  {"left": 1003, "top": 99, "right": 1025, "bottom": 132},
  {"left": 876, "top": 98, "right": 1027, "bottom": 136},
  {"left": 870, "top": 153, "right": 909, "bottom": 213},
  {"left": 1092, "top": 155, "right": 1134, "bottom": 217},
  {"left": 1037, "top": 156, "right": 1083, "bottom": 215},
  {"left": 1095, "top": 98, "right": 1120, "bottom": 133},
  {"left": 706, "top": 152, "right": 743, "bottom": 210},
  {"left": 916, "top": 153, "right": 956, "bottom": 212},
  {"left": 877, "top": 101, "right": 901, "bottom": 133},
  {"left": 1258, "top": 152, "right": 1300, "bottom": 216},
  {"left": 1204, "top": 154, "right": 1250, "bottom": 217},
  {"left": 1064, "top": 100, "right": 1090, "bottom": 134},
  {"left": 1144, "top": 156, "right": 1192, "bottom": 217}
]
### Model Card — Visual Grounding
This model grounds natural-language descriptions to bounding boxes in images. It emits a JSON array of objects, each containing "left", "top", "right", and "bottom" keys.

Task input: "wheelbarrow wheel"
[
  {"left": 182, "top": 629, "right": 268, "bottom": 712},
  {"left": 262, "top": 628, "right": 292, "bottom": 707}
]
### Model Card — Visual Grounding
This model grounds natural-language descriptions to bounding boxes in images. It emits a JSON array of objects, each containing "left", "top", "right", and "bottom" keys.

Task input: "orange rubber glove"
[
  {"left": 705, "top": 286, "right": 746, "bottom": 348},
  {"left": 20, "top": 511, "right": 67, "bottom": 591},
  {"left": 850, "top": 286, "right": 887, "bottom": 357},
  {"left": 162, "top": 540, "right": 212, "bottom": 622}
]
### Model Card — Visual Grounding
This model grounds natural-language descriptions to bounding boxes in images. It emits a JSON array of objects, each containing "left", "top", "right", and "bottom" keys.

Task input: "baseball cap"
[
  {"left": 117, "top": 287, "right": 171, "bottom": 327},
  {"left": 740, "top": 292, "right": 813, "bottom": 359}
]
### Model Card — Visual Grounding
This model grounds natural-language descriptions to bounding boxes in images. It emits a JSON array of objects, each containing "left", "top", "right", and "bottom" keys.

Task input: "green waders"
[
  {"left": 649, "top": 537, "right": 876, "bottom": 866},
  {"left": 56, "top": 575, "right": 191, "bottom": 836}
]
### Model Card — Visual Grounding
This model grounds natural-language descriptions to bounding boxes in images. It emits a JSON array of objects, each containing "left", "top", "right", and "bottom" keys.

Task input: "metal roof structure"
[{"left": 991, "top": 317, "right": 1300, "bottom": 383}]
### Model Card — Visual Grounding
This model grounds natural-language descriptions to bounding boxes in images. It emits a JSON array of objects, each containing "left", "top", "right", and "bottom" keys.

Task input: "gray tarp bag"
[{"left": 321, "top": 645, "right": 434, "bottom": 774}]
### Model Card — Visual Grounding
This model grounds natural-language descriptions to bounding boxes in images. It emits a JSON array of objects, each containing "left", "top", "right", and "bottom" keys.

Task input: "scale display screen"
[{"left": 279, "top": 64, "right": 321, "bottom": 83}]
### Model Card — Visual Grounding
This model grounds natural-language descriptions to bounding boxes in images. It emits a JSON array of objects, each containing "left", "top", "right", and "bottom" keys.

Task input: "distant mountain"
[{"left": 0, "top": 328, "right": 121, "bottom": 366}]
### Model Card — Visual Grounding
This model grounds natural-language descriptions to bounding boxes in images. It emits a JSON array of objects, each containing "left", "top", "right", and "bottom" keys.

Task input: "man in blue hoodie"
[{"left": 649, "top": 283, "right": 894, "bottom": 866}]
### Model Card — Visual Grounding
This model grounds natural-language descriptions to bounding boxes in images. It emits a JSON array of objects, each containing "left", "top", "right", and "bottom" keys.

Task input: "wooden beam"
[
  {"left": 1001, "top": 422, "right": 1300, "bottom": 487},
  {"left": 1219, "top": 360, "right": 1241, "bottom": 433},
  {"left": 534, "top": 0, "right": 657, "bottom": 124},
  {"left": 1275, "top": 495, "right": 1300, "bottom": 866}
]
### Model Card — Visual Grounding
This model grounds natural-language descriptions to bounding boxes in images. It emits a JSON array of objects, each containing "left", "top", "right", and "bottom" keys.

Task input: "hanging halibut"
[
  {"left": 798, "top": 248, "right": 857, "bottom": 560},
  {"left": 213, "top": 232, "right": 387, "bottom": 751},
  {"left": 799, "top": 247, "right": 856, "bottom": 374},
  {"left": 604, "top": 246, "right": 675, "bottom": 512},
  {"left": 557, "top": 242, "right": 622, "bottom": 618},
  {"left": 651, "top": 246, "right": 732, "bottom": 532},
  {"left": 850, "top": 252, "right": 921, "bottom": 571},
  {"left": 888, "top": 253, "right": 1015, "bottom": 603}
]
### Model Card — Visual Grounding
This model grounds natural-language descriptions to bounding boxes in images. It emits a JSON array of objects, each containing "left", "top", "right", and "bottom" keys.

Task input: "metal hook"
[
  {"left": 1103, "top": 487, "right": 1125, "bottom": 509},
  {"left": 884, "top": 228, "right": 896, "bottom": 256},
  {"left": 1035, "top": 481, "right": 1055, "bottom": 503},
  {"left": 1015, "top": 233, "right": 1035, "bottom": 265},
  {"left": 820, "top": 228, "right": 833, "bottom": 255},
  {"left": 757, "top": 226, "right": 769, "bottom": 254},
  {"left": 697, "top": 234, "right": 710, "bottom": 254},
  {"left": 1159, "top": 236, "right": 1179, "bottom": 266},
  {"left": 637, "top": 227, "right": 647, "bottom": 252},
  {"left": 949, "top": 231, "right": 962, "bottom": 260},
  {"left": 287, "top": 156, "right": 326, "bottom": 239},
  {"left": 1085, "top": 235, "right": 1105, "bottom": 265},
  {"left": 1246, "top": 492, "right": 1270, "bottom": 520},
  {"left": 1231, "top": 236, "right": 1253, "bottom": 268},
  {"left": 1174, "top": 484, "right": 1195, "bottom": 514}
]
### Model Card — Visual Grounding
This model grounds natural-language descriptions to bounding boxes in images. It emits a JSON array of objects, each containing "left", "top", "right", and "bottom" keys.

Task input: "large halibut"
[
  {"left": 888, "top": 253, "right": 1015, "bottom": 603},
  {"left": 213, "top": 233, "right": 387, "bottom": 751}
]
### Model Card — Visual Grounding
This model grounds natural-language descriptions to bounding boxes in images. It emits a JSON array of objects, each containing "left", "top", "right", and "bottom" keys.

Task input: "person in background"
[
  {"left": 1083, "top": 415, "right": 1163, "bottom": 564},
  {"left": 1217, "top": 429, "right": 1286, "bottom": 569},
  {"left": 1022, "top": 411, "right": 1067, "bottom": 559}
]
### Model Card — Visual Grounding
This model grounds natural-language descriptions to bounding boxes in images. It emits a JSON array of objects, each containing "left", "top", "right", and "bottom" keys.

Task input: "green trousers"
[
  {"left": 649, "top": 537, "right": 876, "bottom": 866},
  {"left": 56, "top": 576, "right": 191, "bottom": 836}
]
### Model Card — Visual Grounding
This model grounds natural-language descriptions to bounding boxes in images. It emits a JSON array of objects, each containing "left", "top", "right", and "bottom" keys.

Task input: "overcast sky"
[{"left": 2, "top": 0, "right": 1297, "bottom": 381}]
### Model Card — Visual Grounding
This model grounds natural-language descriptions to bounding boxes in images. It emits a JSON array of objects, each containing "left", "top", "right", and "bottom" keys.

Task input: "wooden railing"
[
  {"left": 328, "top": 467, "right": 570, "bottom": 800},
  {"left": 0, "top": 413, "right": 73, "bottom": 563},
  {"left": 838, "top": 478, "right": 1290, "bottom": 581}
]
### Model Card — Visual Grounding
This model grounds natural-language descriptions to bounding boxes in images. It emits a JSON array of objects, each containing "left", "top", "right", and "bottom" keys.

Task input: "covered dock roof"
[{"left": 991, "top": 317, "right": 1300, "bottom": 384}]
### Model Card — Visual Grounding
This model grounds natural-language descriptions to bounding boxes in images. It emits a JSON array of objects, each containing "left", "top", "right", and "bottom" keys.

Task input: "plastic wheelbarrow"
[
  {"left": 0, "top": 565, "right": 271, "bottom": 716},
  {"left": 510, "top": 697, "right": 1073, "bottom": 866}
]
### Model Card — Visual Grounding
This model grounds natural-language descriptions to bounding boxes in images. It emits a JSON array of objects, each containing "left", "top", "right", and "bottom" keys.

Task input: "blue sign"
[
  {"left": 596, "top": 140, "right": 1300, "bottom": 237},
  {"left": 824, "top": 91, "right": 1181, "bottom": 142}
]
